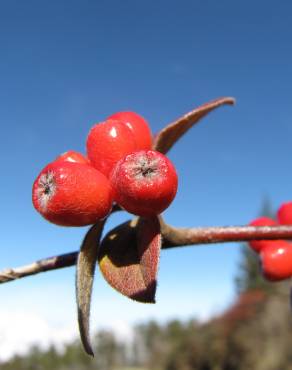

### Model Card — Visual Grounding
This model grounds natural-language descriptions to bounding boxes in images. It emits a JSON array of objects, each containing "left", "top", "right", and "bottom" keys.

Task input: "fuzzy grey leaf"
[
  {"left": 76, "top": 221, "right": 105, "bottom": 356},
  {"left": 153, "top": 97, "right": 235, "bottom": 154},
  {"left": 98, "top": 217, "right": 161, "bottom": 303}
]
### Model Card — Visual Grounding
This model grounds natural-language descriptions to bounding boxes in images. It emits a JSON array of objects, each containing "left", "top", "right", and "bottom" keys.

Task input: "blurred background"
[{"left": 0, "top": 0, "right": 292, "bottom": 369}]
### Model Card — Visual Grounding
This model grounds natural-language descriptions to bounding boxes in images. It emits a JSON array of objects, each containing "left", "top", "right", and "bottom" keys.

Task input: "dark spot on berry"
[
  {"left": 141, "top": 167, "right": 154, "bottom": 177},
  {"left": 44, "top": 184, "right": 51, "bottom": 195}
]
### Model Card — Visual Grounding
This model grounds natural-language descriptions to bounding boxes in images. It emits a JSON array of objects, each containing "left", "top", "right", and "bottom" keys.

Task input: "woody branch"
[{"left": 1, "top": 224, "right": 292, "bottom": 284}]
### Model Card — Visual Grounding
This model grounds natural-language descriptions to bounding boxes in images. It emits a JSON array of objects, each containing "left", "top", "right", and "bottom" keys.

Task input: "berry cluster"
[
  {"left": 248, "top": 202, "right": 292, "bottom": 281},
  {"left": 32, "top": 112, "right": 178, "bottom": 226}
]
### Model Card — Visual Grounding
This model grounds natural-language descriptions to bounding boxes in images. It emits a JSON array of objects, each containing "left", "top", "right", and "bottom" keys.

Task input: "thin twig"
[
  {"left": 0, "top": 252, "right": 77, "bottom": 283},
  {"left": 160, "top": 223, "right": 292, "bottom": 247},
  {"left": 1, "top": 225, "right": 292, "bottom": 284}
]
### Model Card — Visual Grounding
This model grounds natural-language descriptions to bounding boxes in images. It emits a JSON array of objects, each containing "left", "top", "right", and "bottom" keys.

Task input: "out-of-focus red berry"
[
  {"left": 277, "top": 202, "right": 292, "bottom": 225},
  {"left": 248, "top": 217, "right": 278, "bottom": 253},
  {"left": 260, "top": 240, "right": 292, "bottom": 281}
]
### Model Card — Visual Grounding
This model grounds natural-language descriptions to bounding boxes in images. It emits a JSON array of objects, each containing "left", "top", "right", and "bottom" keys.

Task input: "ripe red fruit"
[
  {"left": 260, "top": 241, "right": 292, "bottom": 281},
  {"left": 248, "top": 217, "right": 278, "bottom": 253},
  {"left": 86, "top": 119, "right": 137, "bottom": 177},
  {"left": 277, "top": 202, "right": 292, "bottom": 225},
  {"left": 32, "top": 161, "right": 113, "bottom": 226},
  {"left": 110, "top": 150, "right": 178, "bottom": 217},
  {"left": 108, "top": 111, "right": 152, "bottom": 150},
  {"left": 55, "top": 150, "right": 90, "bottom": 165}
]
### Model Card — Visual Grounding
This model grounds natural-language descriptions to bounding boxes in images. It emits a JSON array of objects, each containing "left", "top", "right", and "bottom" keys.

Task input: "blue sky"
[{"left": 0, "top": 0, "right": 292, "bottom": 358}]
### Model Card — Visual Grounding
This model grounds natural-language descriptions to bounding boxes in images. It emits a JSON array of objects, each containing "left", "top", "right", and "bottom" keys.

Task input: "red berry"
[
  {"left": 110, "top": 150, "right": 178, "bottom": 217},
  {"left": 86, "top": 119, "right": 137, "bottom": 177},
  {"left": 32, "top": 161, "right": 113, "bottom": 226},
  {"left": 248, "top": 217, "right": 278, "bottom": 253},
  {"left": 277, "top": 202, "right": 292, "bottom": 225},
  {"left": 55, "top": 150, "right": 90, "bottom": 165},
  {"left": 260, "top": 240, "right": 292, "bottom": 281},
  {"left": 108, "top": 111, "right": 152, "bottom": 150}
]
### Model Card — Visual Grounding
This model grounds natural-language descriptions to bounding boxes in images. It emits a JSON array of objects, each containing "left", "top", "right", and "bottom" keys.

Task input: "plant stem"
[{"left": 1, "top": 224, "right": 292, "bottom": 284}]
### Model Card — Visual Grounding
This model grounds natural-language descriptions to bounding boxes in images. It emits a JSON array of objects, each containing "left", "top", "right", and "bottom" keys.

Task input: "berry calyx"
[
  {"left": 108, "top": 111, "right": 152, "bottom": 150},
  {"left": 110, "top": 150, "right": 178, "bottom": 217},
  {"left": 248, "top": 217, "right": 278, "bottom": 253},
  {"left": 260, "top": 240, "right": 292, "bottom": 281},
  {"left": 32, "top": 161, "right": 113, "bottom": 226},
  {"left": 277, "top": 202, "right": 292, "bottom": 225},
  {"left": 55, "top": 150, "right": 90, "bottom": 165},
  {"left": 86, "top": 119, "right": 137, "bottom": 177}
]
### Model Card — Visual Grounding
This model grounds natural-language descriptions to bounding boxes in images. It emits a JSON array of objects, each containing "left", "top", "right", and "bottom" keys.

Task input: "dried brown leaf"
[
  {"left": 98, "top": 217, "right": 161, "bottom": 303},
  {"left": 153, "top": 97, "right": 235, "bottom": 154},
  {"left": 76, "top": 221, "right": 105, "bottom": 356}
]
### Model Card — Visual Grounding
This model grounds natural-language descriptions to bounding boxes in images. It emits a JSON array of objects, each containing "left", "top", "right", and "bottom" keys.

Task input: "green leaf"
[
  {"left": 98, "top": 217, "right": 161, "bottom": 303},
  {"left": 76, "top": 221, "right": 105, "bottom": 356},
  {"left": 153, "top": 97, "right": 235, "bottom": 154}
]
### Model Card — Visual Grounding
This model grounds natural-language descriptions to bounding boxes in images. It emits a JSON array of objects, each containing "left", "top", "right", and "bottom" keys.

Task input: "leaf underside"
[
  {"left": 76, "top": 221, "right": 105, "bottom": 356},
  {"left": 98, "top": 216, "right": 161, "bottom": 303},
  {"left": 153, "top": 96, "right": 235, "bottom": 154}
]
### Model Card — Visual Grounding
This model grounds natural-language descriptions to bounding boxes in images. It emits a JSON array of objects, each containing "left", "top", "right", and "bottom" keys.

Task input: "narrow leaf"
[
  {"left": 98, "top": 217, "right": 161, "bottom": 303},
  {"left": 137, "top": 217, "right": 161, "bottom": 292},
  {"left": 76, "top": 221, "right": 105, "bottom": 356},
  {"left": 153, "top": 97, "right": 235, "bottom": 154}
]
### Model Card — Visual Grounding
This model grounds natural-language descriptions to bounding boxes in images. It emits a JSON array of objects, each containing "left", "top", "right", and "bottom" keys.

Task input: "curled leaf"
[
  {"left": 153, "top": 97, "right": 235, "bottom": 154},
  {"left": 98, "top": 217, "right": 161, "bottom": 303},
  {"left": 76, "top": 221, "right": 105, "bottom": 356}
]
